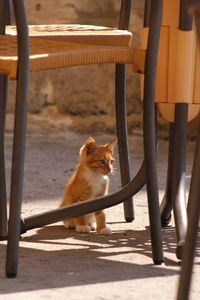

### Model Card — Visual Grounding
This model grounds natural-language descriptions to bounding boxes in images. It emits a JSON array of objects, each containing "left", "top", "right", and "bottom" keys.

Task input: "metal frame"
[
  {"left": 5, "top": 0, "right": 29, "bottom": 277},
  {"left": 171, "top": 104, "right": 188, "bottom": 259},
  {"left": 161, "top": 105, "right": 188, "bottom": 259},
  {"left": 115, "top": 0, "right": 134, "bottom": 222},
  {"left": 143, "top": 0, "right": 163, "bottom": 263},
  {"left": 177, "top": 117, "right": 200, "bottom": 299},
  {"left": 160, "top": 123, "right": 174, "bottom": 227},
  {"left": 160, "top": 0, "right": 192, "bottom": 259},
  {"left": 3, "top": 0, "right": 164, "bottom": 277},
  {"left": 177, "top": 2, "right": 200, "bottom": 299}
]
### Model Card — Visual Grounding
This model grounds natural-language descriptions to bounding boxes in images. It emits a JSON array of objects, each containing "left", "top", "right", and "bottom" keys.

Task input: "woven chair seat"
[
  {"left": 0, "top": 24, "right": 145, "bottom": 79},
  {"left": 6, "top": 24, "right": 133, "bottom": 46}
]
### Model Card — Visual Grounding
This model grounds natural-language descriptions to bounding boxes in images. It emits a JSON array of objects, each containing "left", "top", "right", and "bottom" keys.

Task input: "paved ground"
[{"left": 0, "top": 114, "right": 199, "bottom": 299}]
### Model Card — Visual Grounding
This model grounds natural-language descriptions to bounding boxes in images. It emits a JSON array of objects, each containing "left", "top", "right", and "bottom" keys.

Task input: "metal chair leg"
[
  {"left": 143, "top": 0, "right": 164, "bottom": 264},
  {"left": 177, "top": 119, "right": 200, "bottom": 300},
  {"left": 116, "top": 0, "right": 134, "bottom": 222},
  {"left": 6, "top": 0, "right": 29, "bottom": 278},
  {"left": 171, "top": 104, "right": 188, "bottom": 260},
  {"left": 115, "top": 64, "right": 134, "bottom": 222},
  {"left": 160, "top": 123, "right": 174, "bottom": 227},
  {"left": 143, "top": 1, "right": 163, "bottom": 262}
]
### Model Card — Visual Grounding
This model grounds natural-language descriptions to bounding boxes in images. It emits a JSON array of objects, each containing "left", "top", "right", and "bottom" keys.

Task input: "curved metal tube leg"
[
  {"left": 115, "top": 64, "right": 134, "bottom": 222},
  {"left": 6, "top": 0, "right": 29, "bottom": 278},
  {"left": 176, "top": 120, "right": 200, "bottom": 300},
  {"left": 160, "top": 123, "right": 174, "bottom": 227},
  {"left": 116, "top": 0, "right": 134, "bottom": 222},
  {"left": 22, "top": 161, "right": 146, "bottom": 232},
  {"left": 143, "top": 0, "right": 163, "bottom": 264},
  {"left": 171, "top": 104, "right": 188, "bottom": 260}
]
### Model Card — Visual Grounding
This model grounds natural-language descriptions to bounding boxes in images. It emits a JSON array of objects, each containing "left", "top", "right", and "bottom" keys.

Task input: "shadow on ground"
[{"left": 1, "top": 224, "right": 197, "bottom": 294}]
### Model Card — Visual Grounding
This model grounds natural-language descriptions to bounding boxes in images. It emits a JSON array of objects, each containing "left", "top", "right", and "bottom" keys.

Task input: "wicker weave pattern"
[{"left": 1, "top": 25, "right": 145, "bottom": 79}]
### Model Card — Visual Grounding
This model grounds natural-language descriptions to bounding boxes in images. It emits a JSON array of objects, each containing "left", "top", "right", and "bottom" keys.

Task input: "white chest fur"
[{"left": 84, "top": 168, "right": 108, "bottom": 197}]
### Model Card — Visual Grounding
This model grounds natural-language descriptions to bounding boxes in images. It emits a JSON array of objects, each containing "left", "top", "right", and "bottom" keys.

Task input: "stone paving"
[{"left": 0, "top": 114, "right": 199, "bottom": 299}]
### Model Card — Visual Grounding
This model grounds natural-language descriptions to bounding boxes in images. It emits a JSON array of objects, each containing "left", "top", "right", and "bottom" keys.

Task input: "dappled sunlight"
[{"left": 0, "top": 224, "right": 182, "bottom": 294}]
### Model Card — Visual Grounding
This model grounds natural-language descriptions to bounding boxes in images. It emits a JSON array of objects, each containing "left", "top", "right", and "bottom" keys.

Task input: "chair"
[{"left": 0, "top": 0, "right": 164, "bottom": 277}]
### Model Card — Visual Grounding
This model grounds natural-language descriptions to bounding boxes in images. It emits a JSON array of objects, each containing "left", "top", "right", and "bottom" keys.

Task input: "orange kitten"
[{"left": 60, "top": 137, "right": 117, "bottom": 235}]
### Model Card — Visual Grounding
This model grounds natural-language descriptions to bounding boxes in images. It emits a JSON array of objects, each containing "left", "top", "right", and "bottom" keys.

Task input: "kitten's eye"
[
  {"left": 99, "top": 159, "right": 106, "bottom": 165},
  {"left": 110, "top": 159, "right": 115, "bottom": 164}
]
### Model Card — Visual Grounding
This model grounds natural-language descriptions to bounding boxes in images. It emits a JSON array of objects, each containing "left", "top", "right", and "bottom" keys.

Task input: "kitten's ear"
[
  {"left": 85, "top": 137, "right": 95, "bottom": 144},
  {"left": 106, "top": 138, "right": 118, "bottom": 153},
  {"left": 80, "top": 137, "right": 96, "bottom": 156}
]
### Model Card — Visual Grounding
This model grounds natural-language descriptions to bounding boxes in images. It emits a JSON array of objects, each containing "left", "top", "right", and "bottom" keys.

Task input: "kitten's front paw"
[
  {"left": 98, "top": 227, "right": 112, "bottom": 235},
  {"left": 76, "top": 225, "right": 91, "bottom": 233}
]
